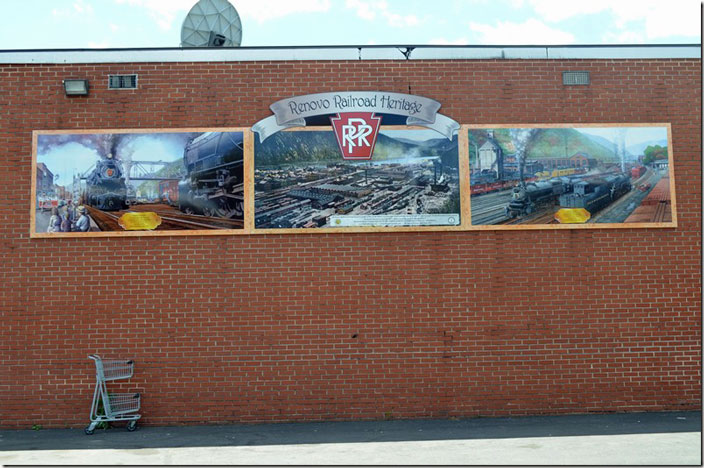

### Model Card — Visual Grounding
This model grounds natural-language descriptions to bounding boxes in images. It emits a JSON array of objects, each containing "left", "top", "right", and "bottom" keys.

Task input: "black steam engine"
[
  {"left": 85, "top": 154, "right": 128, "bottom": 211},
  {"left": 505, "top": 179, "right": 565, "bottom": 217},
  {"left": 506, "top": 173, "right": 631, "bottom": 218},
  {"left": 178, "top": 132, "right": 244, "bottom": 219},
  {"left": 558, "top": 174, "right": 631, "bottom": 213}
]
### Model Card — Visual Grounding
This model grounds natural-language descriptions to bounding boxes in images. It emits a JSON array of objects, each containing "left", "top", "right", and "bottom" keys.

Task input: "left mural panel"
[{"left": 32, "top": 129, "right": 247, "bottom": 237}]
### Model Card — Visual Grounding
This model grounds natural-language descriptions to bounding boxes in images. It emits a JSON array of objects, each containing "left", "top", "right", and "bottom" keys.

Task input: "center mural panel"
[{"left": 254, "top": 128, "right": 461, "bottom": 229}]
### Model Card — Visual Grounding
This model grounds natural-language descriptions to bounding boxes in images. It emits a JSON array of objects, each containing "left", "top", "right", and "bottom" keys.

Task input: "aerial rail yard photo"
[
  {"left": 468, "top": 125, "right": 673, "bottom": 226},
  {"left": 33, "top": 130, "right": 245, "bottom": 234},
  {"left": 254, "top": 128, "right": 461, "bottom": 229}
]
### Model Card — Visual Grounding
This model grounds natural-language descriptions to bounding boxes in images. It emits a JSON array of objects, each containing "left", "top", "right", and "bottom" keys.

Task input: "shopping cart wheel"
[
  {"left": 84, "top": 426, "right": 95, "bottom": 435},
  {"left": 126, "top": 420, "right": 137, "bottom": 432}
]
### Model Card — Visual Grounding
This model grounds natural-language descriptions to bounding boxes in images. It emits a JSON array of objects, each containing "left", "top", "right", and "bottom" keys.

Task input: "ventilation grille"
[
  {"left": 562, "top": 71, "right": 590, "bottom": 86},
  {"left": 108, "top": 74, "right": 138, "bottom": 89}
]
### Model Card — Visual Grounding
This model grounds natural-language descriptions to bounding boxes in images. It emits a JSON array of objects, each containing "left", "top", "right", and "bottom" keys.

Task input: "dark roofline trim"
[
  {"left": 0, "top": 44, "right": 699, "bottom": 64},
  {"left": 0, "top": 43, "right": 700, "bottom": 52}
]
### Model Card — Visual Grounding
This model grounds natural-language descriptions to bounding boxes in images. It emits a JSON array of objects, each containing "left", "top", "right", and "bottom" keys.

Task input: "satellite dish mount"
[
  {"left": 208, "top": 32, "right": 227, "bottom": 47},
  {"left": 181, "top": 0, "right": 242, "bottom": 48}
]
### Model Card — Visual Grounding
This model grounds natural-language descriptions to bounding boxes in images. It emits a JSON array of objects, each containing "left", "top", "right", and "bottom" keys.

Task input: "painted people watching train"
[
  {"left": 47, "top": 207, "right": 62, "bottom": 233},
  {"left": 72, "top": 205, "right": 91, "bottom": 232}
]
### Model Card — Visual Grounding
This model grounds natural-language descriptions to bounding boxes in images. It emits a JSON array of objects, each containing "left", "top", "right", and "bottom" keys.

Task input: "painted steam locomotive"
[
  {"left": 178, "top": 132, "right": 244, "bottom": 219},
  {"left": 85, "top": 154, "right": 128, "bottom": 211},
  {"left": 505, "top": 173, "right": 631, "bottom": 218},
  {"left": 506, "top": 179, "right": 566, "bottom": 217},
  {"left": 558, "top": 174, "right": 632, "bottom": 213}
]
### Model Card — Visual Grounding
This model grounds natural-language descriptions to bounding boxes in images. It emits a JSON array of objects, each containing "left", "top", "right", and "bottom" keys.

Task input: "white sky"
[{"left": 2, "top": 0, "right": 700, "bottom": 49}]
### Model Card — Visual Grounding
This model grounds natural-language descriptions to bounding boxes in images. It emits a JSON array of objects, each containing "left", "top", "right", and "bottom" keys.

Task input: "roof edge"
[{"left": 0, "top": 44, "right": 699, "bottom": 64}]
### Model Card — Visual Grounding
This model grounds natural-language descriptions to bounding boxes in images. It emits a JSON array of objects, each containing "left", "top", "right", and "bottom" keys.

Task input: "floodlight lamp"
[{"left": 63, "top": 79, "right": 89, "bottom": 96}]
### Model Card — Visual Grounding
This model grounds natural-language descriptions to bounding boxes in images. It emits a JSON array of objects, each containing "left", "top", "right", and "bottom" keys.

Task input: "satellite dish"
[{"left": 181, "top": 0, "right": 242, "bottom": 47}]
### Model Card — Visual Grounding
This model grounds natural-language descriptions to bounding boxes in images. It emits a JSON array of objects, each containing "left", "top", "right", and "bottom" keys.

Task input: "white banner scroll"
[{"left": 252, "top": 91, "right": 459, "bottom": 142}]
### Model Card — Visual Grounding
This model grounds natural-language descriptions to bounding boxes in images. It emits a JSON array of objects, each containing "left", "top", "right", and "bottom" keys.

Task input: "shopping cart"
[{"left": 85, "top": 354, "right": 141, "bottom": 435}]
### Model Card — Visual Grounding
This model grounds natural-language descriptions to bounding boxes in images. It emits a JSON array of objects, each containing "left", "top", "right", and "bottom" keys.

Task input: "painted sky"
[
  {"left": 575, "top": 127, "right": 668, "bottom": 148},
  {"left": 38, "top": 133, "right": 191, "bottom": 187},
  {"left": 2, "top": 0, "right": 700, "bottom": 49}
]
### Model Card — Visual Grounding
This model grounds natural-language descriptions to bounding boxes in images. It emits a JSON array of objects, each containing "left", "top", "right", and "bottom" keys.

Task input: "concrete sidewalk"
[{"left": 1, "top": 411, "right": 701, "bottom": 465}]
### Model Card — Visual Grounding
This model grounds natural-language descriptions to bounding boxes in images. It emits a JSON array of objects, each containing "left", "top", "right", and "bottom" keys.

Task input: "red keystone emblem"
[{"left": 330, "top": 112, "right": 382, "bottom": 160}]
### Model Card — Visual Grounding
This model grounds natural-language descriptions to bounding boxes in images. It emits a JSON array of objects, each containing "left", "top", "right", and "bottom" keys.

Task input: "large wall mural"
[{"left": 30, "top": 94, "right": 676, "bottom": 237}]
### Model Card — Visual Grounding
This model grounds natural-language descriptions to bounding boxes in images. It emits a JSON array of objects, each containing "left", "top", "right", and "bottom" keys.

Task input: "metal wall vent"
[
  {"left": 108, "top": 74, "right": 138, "bottom": 89},
  {"left": 562, "top": 71, "right": 590, "bottom": 85}
]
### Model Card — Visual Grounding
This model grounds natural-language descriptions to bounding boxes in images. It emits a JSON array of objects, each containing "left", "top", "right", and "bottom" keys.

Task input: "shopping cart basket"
[{"left": 85, "top": 354, "right": 141, "bottom": 435}]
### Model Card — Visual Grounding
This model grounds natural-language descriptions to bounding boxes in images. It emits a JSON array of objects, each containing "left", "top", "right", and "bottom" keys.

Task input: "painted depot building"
[{"left": 0, "top": 44, "right": 700, "bottom": 429}]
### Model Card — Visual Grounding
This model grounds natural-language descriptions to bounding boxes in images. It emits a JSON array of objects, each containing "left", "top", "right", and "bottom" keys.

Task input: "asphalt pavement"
[{"left": 0, "top": 411, "right": 701, "bottom": 465}]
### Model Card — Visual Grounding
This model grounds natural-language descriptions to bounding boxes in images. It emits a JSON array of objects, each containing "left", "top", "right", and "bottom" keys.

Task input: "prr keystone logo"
[
  {"left": 329, "top": 112, "right": 381, "bottom": 160},
  {"left": 252, "top": 92, "right": 460, "bottom": 152}
]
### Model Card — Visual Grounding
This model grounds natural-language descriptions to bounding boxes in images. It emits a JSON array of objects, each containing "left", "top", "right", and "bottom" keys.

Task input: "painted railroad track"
[{"left": 86, "top": 205, "right": 244, "bottom": 231}]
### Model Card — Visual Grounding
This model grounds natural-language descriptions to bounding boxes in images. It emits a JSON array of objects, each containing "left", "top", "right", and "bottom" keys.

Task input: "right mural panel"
[{"left": 466, "top": 124, "right": 676, "bottom": 228}]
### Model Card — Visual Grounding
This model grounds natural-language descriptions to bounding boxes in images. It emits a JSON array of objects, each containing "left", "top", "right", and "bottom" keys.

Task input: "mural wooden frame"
[
  {"left": 250, "top": 125, "right": 467, "bottom": 235},
  {"left": 30, "top": 123, "right": 677, "bottom": 238},
  {"left": 30, "top": 127, "right": 252, "bottom": 238},
  {"left": 464, "top": 123, "right": 677, "bottom": 231}
]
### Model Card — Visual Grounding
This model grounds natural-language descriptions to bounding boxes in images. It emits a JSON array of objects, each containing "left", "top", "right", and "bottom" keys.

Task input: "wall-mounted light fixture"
[{"left": 63, "top": 79, "right": 89, "bottom": 96}]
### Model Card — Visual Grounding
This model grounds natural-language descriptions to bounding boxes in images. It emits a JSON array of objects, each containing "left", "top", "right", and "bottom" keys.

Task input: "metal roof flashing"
[{"left": 0, "top": 44, "right": 699, "bottom": 64}]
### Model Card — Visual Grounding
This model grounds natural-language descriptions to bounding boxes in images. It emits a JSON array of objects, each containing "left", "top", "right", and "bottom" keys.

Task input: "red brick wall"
[{"left": 0, "top": 58, "right": 700, "bottom": 428}]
